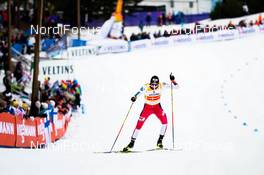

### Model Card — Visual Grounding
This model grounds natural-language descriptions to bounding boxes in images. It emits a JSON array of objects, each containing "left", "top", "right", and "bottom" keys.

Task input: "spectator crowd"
[
  {"left": 0, "top": 4, "right": 81, "bottom": 120},
  {"left": 128, "top": 14, "right": 263, "bottom": 42},
  {"left": 0, "top": 7, "right": 65, "bottom": 73},
  {"left": 0, "top": 76, "right": 82, "bottom": 119}
]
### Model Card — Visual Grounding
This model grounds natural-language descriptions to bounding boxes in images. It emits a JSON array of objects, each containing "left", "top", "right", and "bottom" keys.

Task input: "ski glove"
[
  {"left": 131, "top": 96, "right": 137, "bottom": 102},
  {"left": 170, "top": 73, "right": 175, "bottom": 81}
]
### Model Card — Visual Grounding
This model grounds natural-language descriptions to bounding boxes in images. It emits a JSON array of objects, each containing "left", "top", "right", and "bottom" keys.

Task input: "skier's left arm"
[{"left": 131, "top": 86, "right": 145, "bottom": 102}]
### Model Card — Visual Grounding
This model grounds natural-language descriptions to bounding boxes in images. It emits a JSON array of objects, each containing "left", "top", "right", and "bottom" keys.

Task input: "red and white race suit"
[{"left": 131, "top": 81, "right": 178, "bottom": 139}]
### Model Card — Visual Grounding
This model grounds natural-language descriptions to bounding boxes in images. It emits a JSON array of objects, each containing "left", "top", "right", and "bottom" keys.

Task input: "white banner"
[
  {"left": 127, "top": 25, "right": 263, "bottom": 51},
  {"left": 195, "top": 32, "right": 215, "bottom": 42},
  {"left": 170, "top": 35, "right": 193, "bottom": 44},
  {"left": 238, "top": 26, "right": 258, "bottom": 37},
  {"left": 152, "top": 37, "right": 172, "bottom": 47},
  {"left": 89, "top": 39, "right": 129, "bottom": 54},
  {"left": 130, "top": 39, "right": 152, "bottom": 50},
  {"left": 44, "top": 25, "right": 263, "bottom": 59},
  {"left": 39, "top": 59, "right": 76, "bottom": 82},
  {"left": 67, "top": 45, "right": 98, "bottom": 58},
  {"left": 217, "top": 29, "right": 239, "bottom": 41}
]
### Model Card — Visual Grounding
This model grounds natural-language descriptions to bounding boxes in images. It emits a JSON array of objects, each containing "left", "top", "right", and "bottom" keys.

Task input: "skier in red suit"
[{"left": 123, "top": 74, "right": 178, "bottom": 152}]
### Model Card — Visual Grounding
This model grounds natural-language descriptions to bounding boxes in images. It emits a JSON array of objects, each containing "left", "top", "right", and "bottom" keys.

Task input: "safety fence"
[{"left": 0, "top": 112, "right": 70, "bottom": 148}]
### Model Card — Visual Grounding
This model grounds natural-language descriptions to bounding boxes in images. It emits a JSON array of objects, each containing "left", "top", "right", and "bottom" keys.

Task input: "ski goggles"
[
  {"left": 151, "top": 78, "right": 159, "bottom": 84},
  {"left": 150, "top": 83, "right": 159, "bottom": 88}
]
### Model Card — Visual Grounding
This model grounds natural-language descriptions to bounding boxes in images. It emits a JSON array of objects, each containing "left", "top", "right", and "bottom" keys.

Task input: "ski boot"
[
  {"left": 156, "top": 135, "right": 164, "bottom": 149},
  {"left": 122, "top": 139, "right": 135, "bottom": 152}
]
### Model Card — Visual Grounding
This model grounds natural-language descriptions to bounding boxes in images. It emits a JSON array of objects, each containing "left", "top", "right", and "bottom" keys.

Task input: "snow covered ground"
[{"left": 1, "top": 32, "right": 264, "bottom": 175}]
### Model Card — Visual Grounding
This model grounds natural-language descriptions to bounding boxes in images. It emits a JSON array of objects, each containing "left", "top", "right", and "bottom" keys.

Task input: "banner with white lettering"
[
  {"left": 35, "top": 117, "right": 46, "bottom": 147},
  {"left": 0, "top": 113, "right": 16, "bottom": 147},
  {"left": 0, "top": 112, "right": 71, "bottom": 148},
  {"left": 16, "top": 117, "right": 38, "bottom": 147},
  {"left": 53, "top": 113, "right": 66, "bottom": 140}
]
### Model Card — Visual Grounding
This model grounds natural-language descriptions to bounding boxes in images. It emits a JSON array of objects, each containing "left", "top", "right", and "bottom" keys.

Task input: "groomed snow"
[{"left": 1, "top": 32, "right": 264, "bottom": 175}]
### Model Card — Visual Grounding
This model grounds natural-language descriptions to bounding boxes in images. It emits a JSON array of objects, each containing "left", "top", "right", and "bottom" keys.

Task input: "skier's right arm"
[{"left": 131, "top": 86, "right": 145, "bottom": 102}]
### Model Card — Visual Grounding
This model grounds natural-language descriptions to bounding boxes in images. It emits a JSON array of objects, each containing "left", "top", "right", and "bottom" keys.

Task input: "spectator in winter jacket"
[
  {"left": 146, "top": 12, "right": 152, "bottom": 26},
  {"left": 163, "top": 30, "right": 170, "bottom": 37},
  {"left": 21, "top": 101, "right": 29, "bottom": 118},
  {"left": 227, "top": 21, "right": 236, "bottom": 29},
  {"left": 0, "top": 41, "right": 8, "bottom": 72},
  {"left": 0, "top": 92, "right": 10, "bottom": 112},
  {"left": 167, "top": 12, "right": 173, "bottom": 25},
  {"left": 14, "top": 61, "right": 24, "bottom": 83},
  {"left": 8, "top": 99, "right": 19, "bottom": 116},
  {"left": 157, "top": 15, "right": 163, "bottom": 26},
  {"left": 0, "top": 13, "right": 3, "bottom": 27},
  {"left": 32, "top": 101, "right": 41, "bottom": 116},
  {"left": 5, "top": 102, "right": 15, "bottom": 115},
  {"left": 130, "top": 33, "right": 137, "bottom": 41},
  {"left": 238, "top": 20, "right": 247, "bottom": 28},
  {"left": 258, "top": 15, "right": 263, "bottom": 25},
  {"left": 39, "top": 102, "right": 49, "bottom": 118},
  {"left": 3, "top": 71, "right": 12, "bottom": 95},
  {"left": 139, "top": 20, "right": 144, "bottom": 32},
  {"left": 1, "top": 92, "right": 12, "bottom": 113}
]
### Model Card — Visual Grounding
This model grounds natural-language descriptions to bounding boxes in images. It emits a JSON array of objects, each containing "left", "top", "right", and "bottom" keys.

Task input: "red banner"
[
  {"left": 0, "top": 113, "right": 16, "bottom": 147},
  {"left": 50, "top": 121, "right": 56, "bottom": 143},
  {"left": 35, "top": 117, "right": 46, "bottom": 147},
  {"left": 0, "top": 112, "right": 70, "bottom": 148},
  {"left": 54, "top": 113, "right": 66, "bottom": 140},
  {"left": 16, "top": 117, "right": 38, "bottom": 148}
]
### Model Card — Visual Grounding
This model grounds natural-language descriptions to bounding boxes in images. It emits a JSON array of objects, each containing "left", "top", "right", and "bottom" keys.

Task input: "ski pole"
[
  {"left": 109, "top": 102, "right": 134, "bottom": 152},
  {"left": 171, "top": 81, "right": 175, "bottom": 149}
]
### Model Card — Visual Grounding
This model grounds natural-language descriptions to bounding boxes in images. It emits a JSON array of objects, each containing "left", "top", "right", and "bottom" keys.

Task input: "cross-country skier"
[{"left": 123, "top": 74, "right": 178, "bottom": 152}]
